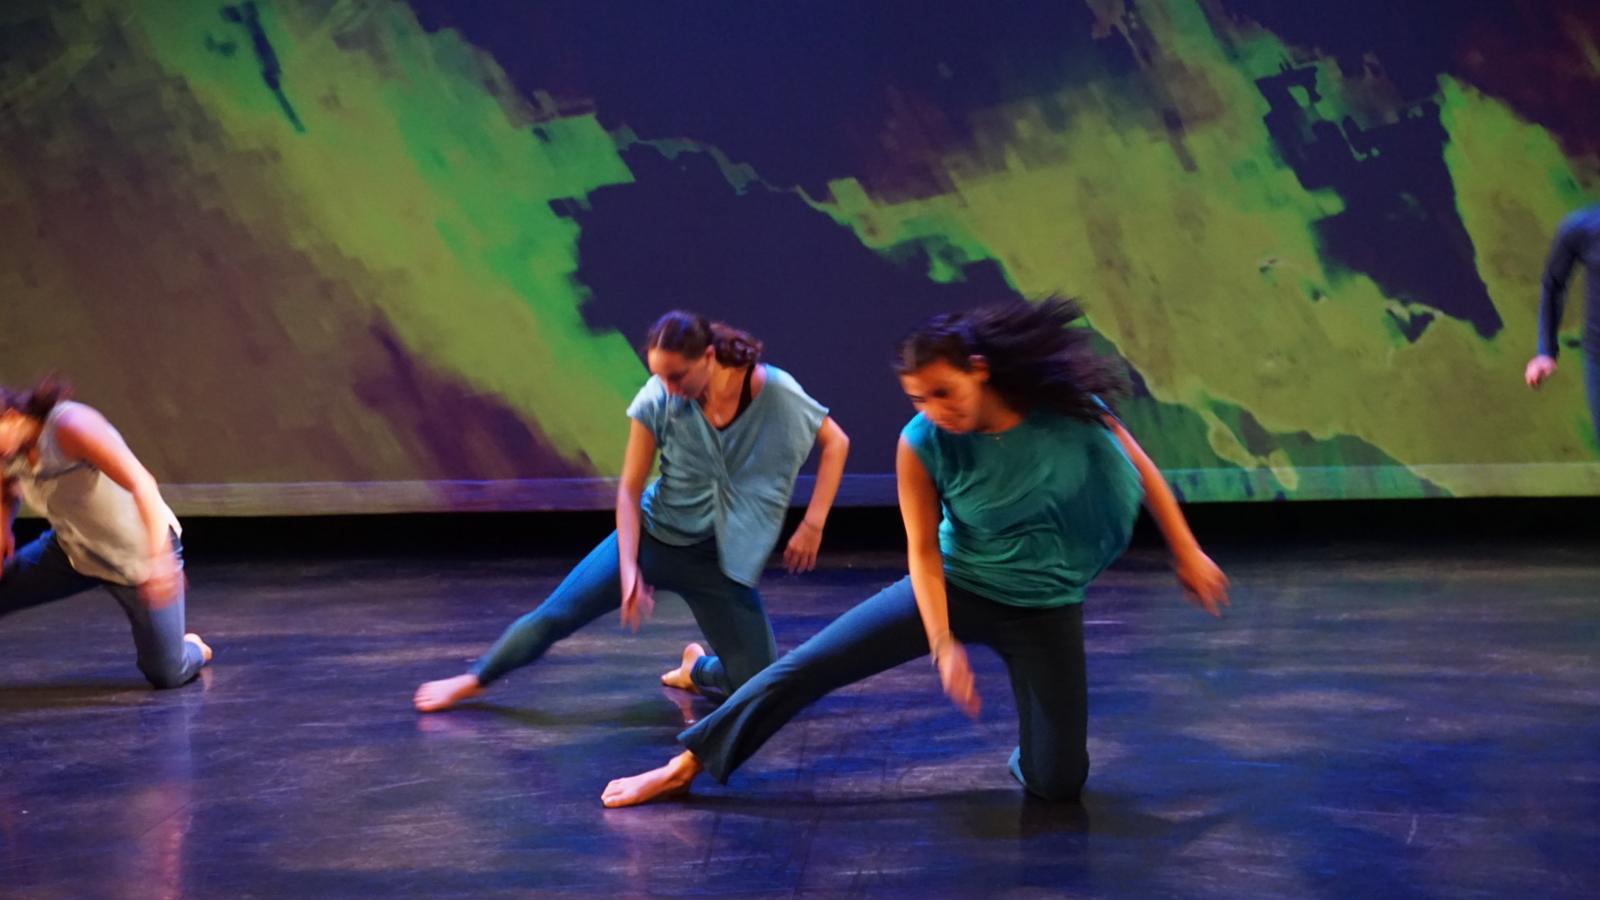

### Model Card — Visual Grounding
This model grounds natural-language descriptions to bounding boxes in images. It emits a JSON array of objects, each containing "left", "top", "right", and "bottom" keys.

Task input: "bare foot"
[
  {"left": 602, "top": 751, "right": 703, "bottom": 808},
  {"left": 183, "top": 633, "right": 213, "bottom": 664},
  {"left": 413, "top": 674, "right": 483, "bottom": 712},
  {"left": 660, "top": 643, "right": 706, "bottom": 692}
]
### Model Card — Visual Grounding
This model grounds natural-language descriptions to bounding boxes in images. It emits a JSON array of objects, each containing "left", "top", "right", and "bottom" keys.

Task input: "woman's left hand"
[
  {"left": 1175, "top": 549, "right": 1229, "bottom": 617},
  {"left": 139, "top": 551, "right": 184, "bottom": 609},
  {"left": 935, "top": 636, "right": 982, "bottom": 719},
  {"left": 783, "top": 520, "right": 823, "bottom": 574}
]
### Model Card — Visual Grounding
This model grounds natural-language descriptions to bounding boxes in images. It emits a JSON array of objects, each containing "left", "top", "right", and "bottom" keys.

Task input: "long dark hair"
[
  {"left": 0, "top": 373, "right": 73, "bottom": 421},
  {"left": 646, "top": 310, "right": 763, "bottom": 368},
  {"left": 893, "top": 296, "right": 1126, "bottom": 421}
]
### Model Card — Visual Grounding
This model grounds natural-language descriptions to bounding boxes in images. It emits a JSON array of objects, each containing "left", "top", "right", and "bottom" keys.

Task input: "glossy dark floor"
[{"left": 2, "top": 539, "right": 1598, "bottom": 897}]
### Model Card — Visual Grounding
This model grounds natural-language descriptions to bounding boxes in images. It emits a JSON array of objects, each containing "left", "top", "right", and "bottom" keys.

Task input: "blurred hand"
[
  {"left": 139, "top": 551, "right": 184, "bottom": 609},
  {"left": 934, "top": 635, "right": 981, "bottom": 719},
  {"left": 1175, "top": 549, "right": 1230, "bottom": 618},
  {"left": 620, "top": 566, "right": 656, "bottom": 632},
  {"left": 1525, "top": 355, "right": 1558, "bottom": 388}
]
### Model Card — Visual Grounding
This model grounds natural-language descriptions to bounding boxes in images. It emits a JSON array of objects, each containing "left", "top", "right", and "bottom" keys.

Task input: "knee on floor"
[
  {"left": 139, "top": 662, "right": 194, "bottom": 690},
  {"left": 1024, "top": 770, "right": 1086, "bottom": 802},
  {"left": 1013, "top": 750, "right": 1088, "bottom": 802}
]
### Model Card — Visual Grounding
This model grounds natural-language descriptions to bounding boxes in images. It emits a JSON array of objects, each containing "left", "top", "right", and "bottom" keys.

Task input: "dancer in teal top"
[
  {"left": 604, "top": 297, "right": 1228, "bottom": 807},
  {"left": 415, "top": 311, "right": 850, "bottom": 712},
  {"left": 900, "top": 398, "right": 1142, "bottom": 607}
]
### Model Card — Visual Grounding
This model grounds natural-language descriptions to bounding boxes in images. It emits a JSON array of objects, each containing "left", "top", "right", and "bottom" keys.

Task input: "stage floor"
[{"left": 2, "top": 539, "right": 1597, "bottom": 897}]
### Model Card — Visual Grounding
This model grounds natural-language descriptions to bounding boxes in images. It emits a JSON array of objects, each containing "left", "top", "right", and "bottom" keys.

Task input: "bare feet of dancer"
[
  {"left": 602, "top": 750, "right": 703, "bottom": 808},
  {"left": 659, "top": 642, "right": 705, "bottom": 692},
  {"left": 183, "top": 633, "right": 213, "bottom": 664},
  {"left": 413, "top": 673, "right": 484, "bottom": 712}
]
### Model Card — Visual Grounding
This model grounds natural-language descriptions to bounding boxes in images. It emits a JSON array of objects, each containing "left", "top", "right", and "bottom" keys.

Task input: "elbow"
[
  {"left": 906, "top": 538, "right": 941, "bottom": 565},
  {"left": 615, "top": 481, "right": 643, "bottom": 509},
  {"left": 823, "top": 421, "right": 850, "bottom": 453},
  {"left": 132, "top": 478, "right": 165, "bottom": 511}
]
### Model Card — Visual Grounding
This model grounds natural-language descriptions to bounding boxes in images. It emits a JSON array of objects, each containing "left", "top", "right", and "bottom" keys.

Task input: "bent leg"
[
  {"left": 107, "top": 542, "right": 204, "bottom": 690},
  {"left": 640, "top": 536, "right": 776, "bottom": 696},
  {"left": 992, "top": 602, "right": 1089, "bottom": 801}
]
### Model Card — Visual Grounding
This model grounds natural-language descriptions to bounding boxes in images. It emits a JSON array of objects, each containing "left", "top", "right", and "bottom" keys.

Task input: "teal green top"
[
  {"left": 627, "top": 364, "right": 828, "bottom": 587},
  {"left": 901, "top": 403, "right": 1143, "bottom": 607}
]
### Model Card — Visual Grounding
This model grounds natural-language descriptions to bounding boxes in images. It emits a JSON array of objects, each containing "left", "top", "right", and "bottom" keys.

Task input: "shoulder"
[
  {"left": 1031, "top": 409, "right": 1114, "bottom": 448},
  {"left": 898, "top": 414, "right": 942, "bottom": 479},
  {"left": 900, "top": 412, "right": 940, "bottom": 450},
  {"left": 627, "top": 376, "right": 669, "bottom": 411},
  {"left": 50, "top": 402, "right": 109, "bottom": 439},
  {"left": 757, "top": 364, "right": 827, "bottom": 417},
  {"left": 1558, "top": 206, "right": 1600, "bottom": 240},
  {"left": 626, "top": 376, "right": 678, "bottom": 438},
  {"left": 901, "top": 411, "right": 932, "bottom": 437},
  {"left": 757, "top": 364, "right": 803, "bottom": 397},
  {"left": 47, "top": 402, "right": 120, "bottom": 461}
]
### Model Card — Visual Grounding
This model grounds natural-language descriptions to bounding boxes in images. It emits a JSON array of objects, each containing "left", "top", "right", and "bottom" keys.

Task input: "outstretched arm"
[
  {"left": 784, "top": 416, "right": 850, "bottom": 573},
  {"left": 1103, "top": 415, "right": 1229, "bottom": 616},
  {"left": 51, "top": 407, "right": 181, "bottom": 606},
  {"left": 616, "top": 419, "right": 658, "bottom": 631},
  {"left": 897, "top": 437, "right": 979, "bottom": 718}
]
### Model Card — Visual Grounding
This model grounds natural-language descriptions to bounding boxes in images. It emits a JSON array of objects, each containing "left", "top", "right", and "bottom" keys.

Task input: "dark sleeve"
[{"left": 1537, "top": 216, "right": 1584, "bottom": 359}]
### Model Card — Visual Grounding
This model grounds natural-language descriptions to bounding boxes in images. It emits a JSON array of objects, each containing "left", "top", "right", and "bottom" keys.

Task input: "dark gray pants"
[
  {"left": 471, "top": 531, "right": 777, "bottom": 697},
  {"left": 681, "top": 575, "right": 1091, "bottom": 801}
]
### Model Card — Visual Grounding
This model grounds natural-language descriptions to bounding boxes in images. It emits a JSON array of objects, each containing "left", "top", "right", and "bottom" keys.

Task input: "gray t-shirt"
[
  {"left": 5, "top": 402, "right": 178, "bottom": 585},
  {"left": 627, "top": 364, "right": 828, "bottom": 586}
]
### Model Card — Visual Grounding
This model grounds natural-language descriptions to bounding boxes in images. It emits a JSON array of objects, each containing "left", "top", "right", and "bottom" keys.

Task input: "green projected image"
[{"left": 2, "top": 0, "right": 1598, "bottom": 512}]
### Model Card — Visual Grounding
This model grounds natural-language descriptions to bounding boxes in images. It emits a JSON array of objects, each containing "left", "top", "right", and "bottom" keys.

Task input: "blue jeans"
[
  {"left": 680, "top": 576, "right": 1091, "bottom": 801},
  {"left": 0, "top": 530, "right": 205, "bottom": 689},
  {"left": 471, "top": 531, "right": 777, "bottom": 697}
]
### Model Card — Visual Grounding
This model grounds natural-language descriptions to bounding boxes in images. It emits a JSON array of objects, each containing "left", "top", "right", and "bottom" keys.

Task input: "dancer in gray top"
[{"left": 1, "top": 375, "right": 210, "bottom": 688}]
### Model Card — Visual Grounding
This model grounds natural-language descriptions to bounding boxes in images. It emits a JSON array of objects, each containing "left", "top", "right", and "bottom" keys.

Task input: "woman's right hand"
[
  {"left": 619, "top": 565, "right": 656, "bottom": 633},
  {"left": 1, "top": 528, "right": 14, "bottom": 572},
  {"left": 1525, "top": 354, "right": 1558, "bottom": 388},
  {"left": 934, "top": 635, "right": 981, "bottom": 719},
  {"left": 139, "top": 550, "right": 184, "bottom": 610}
]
